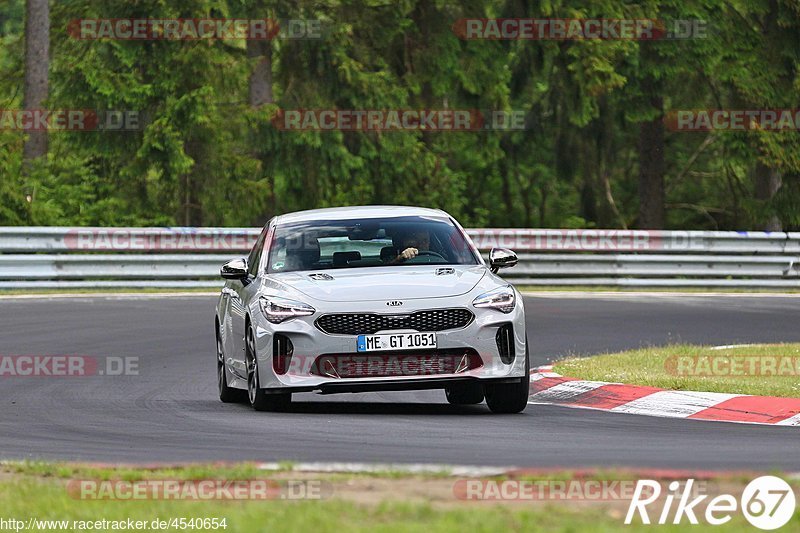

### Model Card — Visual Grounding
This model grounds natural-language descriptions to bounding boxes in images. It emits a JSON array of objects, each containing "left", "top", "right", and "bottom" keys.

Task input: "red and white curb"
[{"left": 530, "top": 366, "right": 800, "bottom": 426}]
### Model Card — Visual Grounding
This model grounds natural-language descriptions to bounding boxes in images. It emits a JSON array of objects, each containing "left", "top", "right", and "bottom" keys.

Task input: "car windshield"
[{"left": 266, "top": 215, "right": 480, "bottom": 273}]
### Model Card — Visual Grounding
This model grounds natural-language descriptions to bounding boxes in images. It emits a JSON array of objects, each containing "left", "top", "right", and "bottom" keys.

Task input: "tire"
[
  {"left": 246, "top": 324, "right": 291, "bottom": 412},
  {"left": 485, "top": 336, "right": 530, "bottom": 414},
  {"left": 217, "top": 327, "right": 247, "bottom": 403},
  {"left": 445, "top": 382, "right": 484, "bottom": 405}
]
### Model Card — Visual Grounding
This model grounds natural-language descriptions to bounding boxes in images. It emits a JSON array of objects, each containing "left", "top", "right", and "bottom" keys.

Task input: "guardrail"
[{"left": 1, "top": 227, "right": 799, "bottom": 289}]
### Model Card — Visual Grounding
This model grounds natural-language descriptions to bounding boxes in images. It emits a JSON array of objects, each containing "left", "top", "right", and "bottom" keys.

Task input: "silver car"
[{"left": 215, "top": 206, "right": 528, "bottom": 413}]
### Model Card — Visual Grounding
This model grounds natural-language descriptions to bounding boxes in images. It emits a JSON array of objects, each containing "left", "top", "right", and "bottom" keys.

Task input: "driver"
[{"left": 389, "top": 229, "right": 431, "bottom": 264}]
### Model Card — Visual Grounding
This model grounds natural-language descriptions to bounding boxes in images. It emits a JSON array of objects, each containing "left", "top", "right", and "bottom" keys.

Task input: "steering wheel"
[{"left": 405, "top": 250, "right": 447, "bottom": 263}]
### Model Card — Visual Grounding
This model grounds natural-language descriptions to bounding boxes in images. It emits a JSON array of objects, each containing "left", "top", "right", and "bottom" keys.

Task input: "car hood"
[{"left": 268, "top": 265, "right": 487, "bottom": 302}]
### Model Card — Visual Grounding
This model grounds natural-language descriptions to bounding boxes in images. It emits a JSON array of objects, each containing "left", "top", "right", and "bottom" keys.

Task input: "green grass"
[
  {"left": 0, "top": 473, "right": 786, "bottom": 532},
  {"left": 554, "top": 344, "right": 800, "bottom": 397},
  {"left": 0, "top": 461, "right": 459, "bottom": 483},
  {"left": 1, "top": 462, "right": 286, "bottom": 482},
  {"left": 7, "top": 461, "right": 798, "bottom": 488}
]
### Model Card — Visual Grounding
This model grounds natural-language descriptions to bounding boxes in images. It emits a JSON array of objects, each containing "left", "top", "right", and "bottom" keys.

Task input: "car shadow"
[
  {"left": 279, "top": 401, "right": 490, "bottom": 415},
  {"left": 203, "top": 399, "right": 495, "bottom": 415}
]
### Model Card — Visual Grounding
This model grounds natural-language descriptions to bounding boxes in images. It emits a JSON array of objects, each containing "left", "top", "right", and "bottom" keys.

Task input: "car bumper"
[{"left": 251, "top": 296, "right": 527, "bottom": 392}]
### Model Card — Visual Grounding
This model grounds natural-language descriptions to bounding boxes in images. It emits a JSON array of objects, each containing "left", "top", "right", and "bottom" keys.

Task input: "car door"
[
  {"left": 229, "top": 222, "right": 272, "bottom": 379},
  {"left": 218, "top": 282, "right": 236, "bottom": 368}
]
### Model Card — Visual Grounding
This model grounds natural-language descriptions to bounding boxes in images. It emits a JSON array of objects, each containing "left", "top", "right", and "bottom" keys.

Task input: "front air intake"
[
  {"left": 495, "top": 324, "right": 515, "bottom": 364},
  {"left": 273, "top": 334, "right": 294, "bottom": 375}
]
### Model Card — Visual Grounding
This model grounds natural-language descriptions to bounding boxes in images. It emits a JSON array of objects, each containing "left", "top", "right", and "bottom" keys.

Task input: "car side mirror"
[
  {"left": 220, "top": 258, "right": 249, "bottom": 279},
  {"left": 489, "top": 248, "right": 518, "bottom": 274}
]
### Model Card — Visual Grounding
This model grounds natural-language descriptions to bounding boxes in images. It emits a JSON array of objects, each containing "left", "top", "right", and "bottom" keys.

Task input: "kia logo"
[{"left": 386, "top": 300, "right": 403, "bottom": 307}]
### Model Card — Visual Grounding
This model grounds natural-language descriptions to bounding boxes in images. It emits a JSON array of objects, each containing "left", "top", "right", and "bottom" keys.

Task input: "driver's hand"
[{"left": 398, "top": 247, "right": 418, "bottom": 260}]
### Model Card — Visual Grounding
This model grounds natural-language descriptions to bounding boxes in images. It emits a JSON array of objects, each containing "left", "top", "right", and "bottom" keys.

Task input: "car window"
[
  {"left": 247, "top": 226, "right": 268, "bottom": 277},
  {"left": 317, "top": 236, "right": 394, "bottom": 262},
  {"left": 267, "top": 216, "right": 479, "bottom": 273}
]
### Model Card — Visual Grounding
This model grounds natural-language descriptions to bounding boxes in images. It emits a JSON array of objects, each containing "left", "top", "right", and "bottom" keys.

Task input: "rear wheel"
[
  {"left": 445, "top": 382, "right": 484, "bottom": 405},
  {"left": 217, "top": 327, "right": 247, "bottom": 403},
  {"left": 485, "top": 337, "right": 530, "bottom": 414},
  {"left": 246, "top": 325, "right": 291, "bottom": 412}
]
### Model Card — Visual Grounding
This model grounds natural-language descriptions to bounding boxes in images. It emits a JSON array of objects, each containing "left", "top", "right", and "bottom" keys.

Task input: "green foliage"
[{"left": 0, "top": 0, "right": 798, "bottom": 229}]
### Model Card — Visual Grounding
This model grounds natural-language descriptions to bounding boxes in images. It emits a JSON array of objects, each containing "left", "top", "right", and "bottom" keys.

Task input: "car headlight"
[
  {"left": 472, "top": 285, "right": 516, "bottom": 313},
  {"left": 259, "top": 296, "right": 316, "bottom": 323}
]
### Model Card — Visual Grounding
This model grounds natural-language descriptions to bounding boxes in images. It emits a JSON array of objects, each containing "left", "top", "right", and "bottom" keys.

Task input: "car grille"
[
  {"left": 310, "top": 349, "right": 483, "bottom": 379},
  {"left": 315, "top": 308, "right": 474, "bottom": 335}
]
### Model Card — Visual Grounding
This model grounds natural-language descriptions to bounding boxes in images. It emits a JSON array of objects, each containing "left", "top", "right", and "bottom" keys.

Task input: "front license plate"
[{"left": 357, "top": 332, "right": 437, "bottom": 352}]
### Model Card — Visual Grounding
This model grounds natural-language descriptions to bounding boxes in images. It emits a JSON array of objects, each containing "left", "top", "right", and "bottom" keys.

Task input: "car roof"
[{"left": 274, "top": 205, "right": 451, "bottom": 225}]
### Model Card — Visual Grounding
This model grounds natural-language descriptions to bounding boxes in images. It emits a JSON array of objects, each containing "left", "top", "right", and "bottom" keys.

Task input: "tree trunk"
[
  {"left": 750, "top": 1, "right": 782, "bottom": 232},
  {"left": 579, "top": 136, "right": 598, "bottom": 225},
  {"left": 247, "top": 36, "right": 276, "bottom": 220},
  {"left": 538, "top": 184, "right": 547, "bottom": 227},
  {"left": 500, "top": 165, "right": 513, "bottom": 225},
  {"left": 183, "top": 140, "right": 204, "bottom": 226},
  {"left": 637, "top": 94, "right": 665, "bottom": 228},
  {"left": 637, "top": 41, "right": 666, "bottom": 229},
  {"left": 247, "top": 39, "right": 273, "bottom": 107},
  {"left": 754, "top": 161, "right": 782, "bottom": 231},
  {"left": 22, "top": 0, "right": 49, "bottom": 170}
]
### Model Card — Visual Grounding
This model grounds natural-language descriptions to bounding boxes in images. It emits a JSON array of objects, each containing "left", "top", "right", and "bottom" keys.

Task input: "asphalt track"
[{"left": 0, "top": 293, "right": 798, "bottom": 470}]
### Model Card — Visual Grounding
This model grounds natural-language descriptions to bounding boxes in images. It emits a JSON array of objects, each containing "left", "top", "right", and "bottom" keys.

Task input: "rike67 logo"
[{"left": 626, "top": 476, "right": 796, "bottom": 530}]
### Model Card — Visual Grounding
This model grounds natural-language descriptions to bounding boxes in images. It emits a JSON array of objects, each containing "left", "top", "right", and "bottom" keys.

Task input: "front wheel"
[
  {"left": 246, "top": 325, "right": 291, "bottom": 412},
  {"left": 484, "top": 337, "right": 530, "bottom": 414}
]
